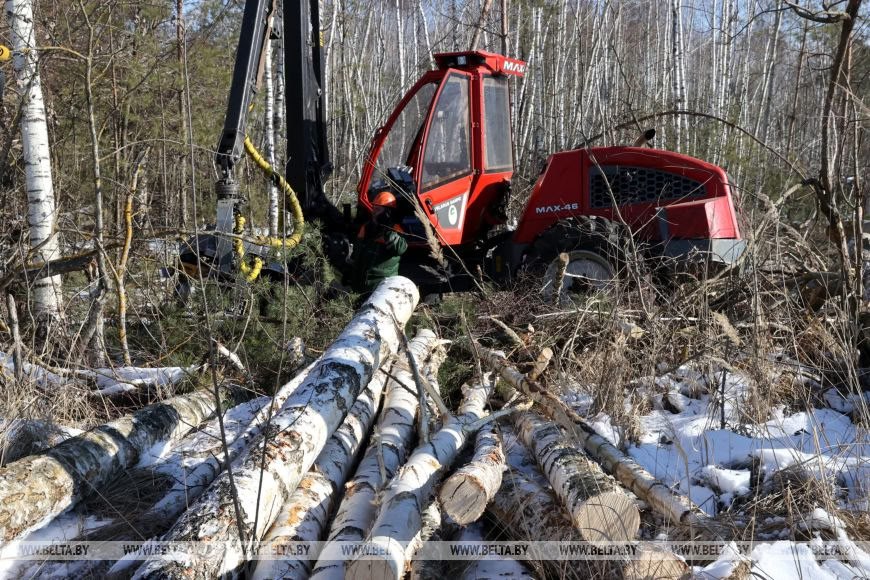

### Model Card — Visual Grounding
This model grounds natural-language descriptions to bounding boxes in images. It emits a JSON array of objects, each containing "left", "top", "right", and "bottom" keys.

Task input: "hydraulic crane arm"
[
  {"left": 215, "top": 0, "right": 333, "bottom": 212},
  {"left": 214, "top": 0, "right": 276, "bottom": 181},
  {"left": 284, "top": 0, "right": 333, "bottom": 214}
]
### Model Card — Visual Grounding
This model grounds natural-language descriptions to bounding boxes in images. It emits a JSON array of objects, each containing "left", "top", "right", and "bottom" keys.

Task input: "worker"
[{"left": 351, "top": 191, "right": 408, "bottom": 294}]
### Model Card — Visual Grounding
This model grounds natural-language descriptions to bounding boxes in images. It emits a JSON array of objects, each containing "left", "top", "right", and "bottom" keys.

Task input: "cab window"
[
  {"left": 376, "top": 82, "right": 437, "bottom": 175},
  {"left": 421, "top": 74, "right": 471, "bottom": 190},
  {"left": 483, "top": 76, "right": 512, "bottom": 171}
]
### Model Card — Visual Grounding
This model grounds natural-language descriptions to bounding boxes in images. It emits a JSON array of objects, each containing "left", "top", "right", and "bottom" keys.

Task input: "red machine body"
[
  {"left": 513, "top": 147, "right": 741, "bottom": 244},
  {"left": 356, "top": 49, "right": 744, "bottom": 286}
]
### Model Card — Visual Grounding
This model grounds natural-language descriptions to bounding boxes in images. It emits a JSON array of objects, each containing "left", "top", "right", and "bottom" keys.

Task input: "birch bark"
[
  {"left": 6, "top": 0, "right": 62, "bottom": 321},
  {"left": 131, "top": 277, "right": 419, "bottom": 579},
  {"left": 264, "top": 37, "right": 279, "bottom": 237},
  {"left": 0, "top": 389, "right": 221, "bottom": 541},
  {"left": 251, "top": 372, "right": 387, "bottom": 580},
  {"left": 346, "top": 376, "right": 496, "bottom": 580},
  {"left": 438, "top": 424, "right": 504, "bottom": 525},
  {"left": 514, "top": 412, "right": 640, "bottom": 542},
  {"left": 309, "top": 329, "right": 439, "bottom": 580}
]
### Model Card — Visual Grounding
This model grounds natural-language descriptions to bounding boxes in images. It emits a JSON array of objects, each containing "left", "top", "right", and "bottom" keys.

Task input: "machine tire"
[{"left": 523, "top": 216, "right": 632, "bottom": 301}]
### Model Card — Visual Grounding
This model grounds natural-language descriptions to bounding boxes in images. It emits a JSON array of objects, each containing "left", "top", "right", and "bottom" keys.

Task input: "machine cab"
[{"left": 357, "top": 51, "right": 526, "bottom": 247}]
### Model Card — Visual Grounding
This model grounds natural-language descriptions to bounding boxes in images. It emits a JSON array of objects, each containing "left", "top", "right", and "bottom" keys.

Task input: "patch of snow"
[
  {"left": 694, "top": 541, "right": 748, "bottom": 579},
  {"left": 589, "top": 413, "right": 620, "bottom": 447},
  {"left": 750, "top": 542, "right": 837, "bottom": 580},
  {"left": 699, "top": 465, "right": 751, "bottom": 505}
]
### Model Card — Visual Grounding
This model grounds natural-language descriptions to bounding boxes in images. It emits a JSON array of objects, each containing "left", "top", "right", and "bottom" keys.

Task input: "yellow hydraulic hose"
[
  {"left": 243, "top": 136, "right": 305, "bottom": 247},
  {"left": 234, "top": 215, "right": 263, "bottom": 282},
  {"left": 233, "top": 136, "right": 306, "bottom": 282}
]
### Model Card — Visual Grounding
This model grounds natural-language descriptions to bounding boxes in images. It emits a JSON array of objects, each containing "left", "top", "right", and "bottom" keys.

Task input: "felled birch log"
[
  {"left": 514, "top": 412, "right": 640, "bottom": 542},
  {"left": 105, "top": 364, "right": 319, "bottom": 577},
  {"left": 309, "top": 329, "right": 440, "bottom": 580},
  {"left": 250, "top": 372, "right": 388, "bottom": 580},
  {"left": 472, "top": 342, "right": 713, "bottom": 532},
  {"left": 500, "top": 429, "right": 685, "bottom": 580},
  {"left": 131, "top": 276, "right": 418, "bottom": 580},
  {"left": 0, "top": 387, "right": 221, "bottom": 541},
  {"left": 622, "top": 546, "right": 689, "bottom": 580},
  {"left": 458, "top": 521, "right": 535, "bottom": 580},
  {"left": 406, "top": 501, "right": 444, "bottom": 580},
  {"left": 489, "top": 469, "right": 584, "bottom": 580},
  {"left": 495, "top": 479, "right": 687, "bottom": 580},
  {"left": 26, "top": 392, "right": 286, "bottom": 580},
  {"left": 438, "top": 424, "right": 504, "bottom": 525},
  {"left": 131, "top": 366, "right": 315, "bottom": 527},
  {"left": 346, "top": 375, "right": 496, "bottom": 580}
]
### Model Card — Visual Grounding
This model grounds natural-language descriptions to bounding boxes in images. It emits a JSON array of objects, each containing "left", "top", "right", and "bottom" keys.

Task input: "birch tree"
[{"left": 6, "top": 0, "right": 62, "bottom": 323}]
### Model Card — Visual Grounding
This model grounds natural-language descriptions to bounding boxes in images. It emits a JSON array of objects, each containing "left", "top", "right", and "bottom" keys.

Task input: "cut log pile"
[{"left": 0, "top": 277, "right": 708, "bottom": 579}]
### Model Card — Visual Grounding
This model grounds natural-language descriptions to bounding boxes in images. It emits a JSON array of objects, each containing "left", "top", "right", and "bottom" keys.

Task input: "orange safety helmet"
[{"left": 371, "top": 191, "right": 398, "bottom": 209}]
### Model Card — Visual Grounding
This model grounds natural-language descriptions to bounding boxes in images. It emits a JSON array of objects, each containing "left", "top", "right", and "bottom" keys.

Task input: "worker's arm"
[{"left": 382, "top": 227, "right": 408, "bottom": 256}]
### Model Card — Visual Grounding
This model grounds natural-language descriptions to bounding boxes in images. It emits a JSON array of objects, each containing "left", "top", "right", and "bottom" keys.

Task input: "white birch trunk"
[
  {"left": 251, "top": 372, "right": 388, "bottom": 580},
  {"left": 114, "top": 364, "right": 318, "bottom": 542},
  {"left": 622, "top": 546, "right": 689, "bottom": 580},
  {"left": 0, "top": 389, "right": 221, "bottom": 541},
  {"left": 6, "top": 0, "right": 62, "bottom": 319},
  {"left": 406, "top": 501, "right": 443, "bottom": 580},
  {"left": 131, "top": 277, "right": 419, "bottom": 580},
  {"left": 309, "top": 330, "right": 439, "bottom": 580},
  {"left": 32, "top": 393, "right": 282, "bottom": 580},
  {"left": 274, "top": 7, "right": 285, "bottom": 170},
  {"left": 438, "top": 425, "right": 504, "bottom": 525},
  {"left": 514, "top": 412, "right": 640, "bottom": 542},
  {"left": 395, "top": 0, "right": 405, "bottom": 88},
  {"left": 263, "top": 37, "right": 279, "bottom": 237},
  {"left": 670, "top": 0, "right": 687, "bottom": 150},
  {"left": 346, "top": 376, "right": 496, "bottom": 580},
  {"left": 417, "top": 0, "right": 433, "bottom": 68}
]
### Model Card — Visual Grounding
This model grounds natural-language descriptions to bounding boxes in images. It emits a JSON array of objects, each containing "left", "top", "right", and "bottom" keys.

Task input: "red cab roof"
[{"left": 433, "top": 50, "right": 526, "bottom": 77}]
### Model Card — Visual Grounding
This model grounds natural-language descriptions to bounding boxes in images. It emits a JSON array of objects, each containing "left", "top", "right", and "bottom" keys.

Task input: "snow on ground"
[{"left": 565, "top": 362, "right": 870, "bottom": 579}]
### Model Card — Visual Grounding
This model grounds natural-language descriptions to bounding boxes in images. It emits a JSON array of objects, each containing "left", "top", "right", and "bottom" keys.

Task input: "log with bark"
[
  {"left": 490, "top": 468, "right": 687, "bottom": 580},
  {"left": 250, "top": 371, "right": 388, "bottom": 580},
  {"left": 406, "top": 501, "right": 445, "bottom": 580},
  {"left": 514, "top": 411, "right": 640, "bottom": 542},
  {"left": 345, "top": 375, "right": 496, "bottom": 580},
  {"left": 622, "top": 546, "right": 689, "bottom": 580},
  {"left": 471, "top": 342, "right": 715, "bottom": 533},
  {"left": 131, "top": 277, "right": 419, "bottom": 579},
  {"left": 0, "top": 387, "right": 222, "bottom": 541},
  {"left": 21, "top": 391, "right": 286, "bottom": 580},
  {"left": 438, "top": 423, "right": 505, "bottom": 525},
  {"left": 489, "top": 468, "right": 585, "bottom": 580},
  {"left": 499, "top": 427, "right": 686, "bottom": 580},
  {"left": 309, "top": 329, "right": 440, "bottom": 580},
  {"left": 457, "top": 521, "right": 535, "bottom": 580},
  {"left": 103, "top": 363, "right": 320, "bottom": 579}
]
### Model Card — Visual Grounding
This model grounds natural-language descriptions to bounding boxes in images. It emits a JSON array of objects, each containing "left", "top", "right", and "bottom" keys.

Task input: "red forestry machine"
[{"left": 179, "top": 0, "right": 744, "bottom": 297}]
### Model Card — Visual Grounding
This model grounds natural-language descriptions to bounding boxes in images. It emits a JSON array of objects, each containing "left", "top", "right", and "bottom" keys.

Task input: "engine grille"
[{"left": 589, "top": 165, "right": 706, "bottom": 209}]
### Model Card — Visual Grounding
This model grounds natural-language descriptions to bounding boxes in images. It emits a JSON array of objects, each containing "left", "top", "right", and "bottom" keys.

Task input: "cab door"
[{"left": 417, "top": 71, "right": 474, "bottom": 247}]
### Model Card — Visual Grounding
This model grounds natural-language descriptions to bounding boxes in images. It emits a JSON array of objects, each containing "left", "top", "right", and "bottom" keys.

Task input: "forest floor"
[{"left": 1, "top": 250, "right": 869, "bottom": 579}]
